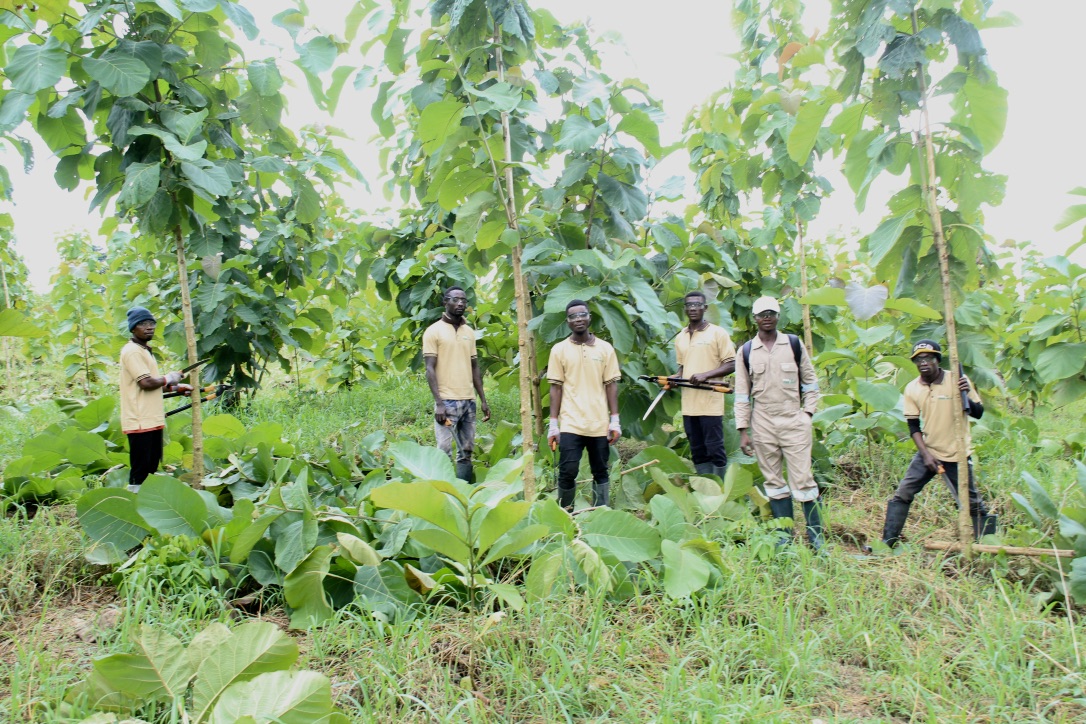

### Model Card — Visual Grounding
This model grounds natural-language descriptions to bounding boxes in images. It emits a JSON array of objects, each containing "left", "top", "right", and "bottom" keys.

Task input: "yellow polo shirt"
[
  {"left": 548, "top": 337, "right": 621, "bottom": 437},
  {"left": 422, "top": 318, "right": 478, "bottom": 400},
  {"left": 675, "top": 323, "right": 736, "bottom": 416},
  {"left": 119, "top": 340, "right": 165, "bottom": 433},
  {"left": 903, "top": 372, "right": 982, "bottom": 463}
]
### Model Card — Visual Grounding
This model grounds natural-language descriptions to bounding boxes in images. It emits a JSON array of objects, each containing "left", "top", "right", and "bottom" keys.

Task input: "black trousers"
[
  {"left": 557, "top": 433, "right": 610, "bottom": 507},
  {"left": 683, "top": 415, "right": 726, "bottom": 467},
  {"left": 128, "top": 428, "right": 163, "bottom": 486},
  {"left": 891, "top": 454, "right": 989, "bottom": 516}
]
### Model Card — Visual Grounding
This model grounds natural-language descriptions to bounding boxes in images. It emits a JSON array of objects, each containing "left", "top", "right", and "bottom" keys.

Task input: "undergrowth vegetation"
[{"left": 1, "top": 378, "right": 1085, "bottom": 722}]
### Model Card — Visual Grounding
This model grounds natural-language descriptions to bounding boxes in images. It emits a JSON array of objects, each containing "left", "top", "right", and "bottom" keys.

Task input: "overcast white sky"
[{"left": 3, "top": 0, "right": 1084, "bottom": 290}]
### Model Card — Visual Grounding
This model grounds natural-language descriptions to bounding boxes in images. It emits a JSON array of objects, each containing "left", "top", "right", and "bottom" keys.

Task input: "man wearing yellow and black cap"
[{"left": 875, "top": 339, "right": 996, "bottom": 549}]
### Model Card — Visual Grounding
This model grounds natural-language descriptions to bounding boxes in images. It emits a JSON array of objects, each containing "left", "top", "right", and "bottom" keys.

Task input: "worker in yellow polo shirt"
[
  {"left": 873, "top": 339, "right": 996, "bottom": 549},
  {"left": 547, "top": 299, "right": 622, "bottom": 511},
  {"left": 423, "top": 286, "right": 490, "bottom": 483},
  {"left": 672, "top": 290, "right": 736, "bottom": 480}
]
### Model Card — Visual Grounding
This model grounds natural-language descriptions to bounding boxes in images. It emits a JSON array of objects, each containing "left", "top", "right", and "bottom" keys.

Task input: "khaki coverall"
[{"left": 734, "top": 334, "right": 820, "bottom": 502}]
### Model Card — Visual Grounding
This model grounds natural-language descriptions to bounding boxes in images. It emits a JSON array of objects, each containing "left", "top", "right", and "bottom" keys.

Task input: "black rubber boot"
[
  {"left": 694, "top": 462, "right": 715, "bottom": 477},
  {"left": 455, "top": 461, "right": 475, "bottom": 484},
  {"left": 592, "top": 481, "right": 610, "bottom": 508},
  {"left": 768, "top": 496, "right": 794, "bottom": 547},
  {"left": 973, "top": 513, "right": 998, "bottom": 539},
  {"left": 802, "top": 499, "right": 825, "bottom": 552},
  {"left": 882, "top": 500, "right": 911, "bottom": 548},
  {"left": 558, "top": 485, "right": 575, "bottom": 512}
]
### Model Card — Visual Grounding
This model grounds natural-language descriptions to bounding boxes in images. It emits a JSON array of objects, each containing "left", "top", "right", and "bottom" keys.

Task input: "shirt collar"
[{"left": 750, "top": 331, "right": 780, "bottom": 350}]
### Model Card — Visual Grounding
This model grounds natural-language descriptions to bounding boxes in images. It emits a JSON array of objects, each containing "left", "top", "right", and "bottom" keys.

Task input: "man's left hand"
[
  {"left": 688, "top": 372, "right": 708, "bottom": 385},
  {"left": 608, "top": 414, "right": 621, "bottom": 446},
  {"left": 481, "top": 401, "right": 491, "bottom": 422},
  {"left": 958, "top": 376, "right": 970, "bottom": 393}
]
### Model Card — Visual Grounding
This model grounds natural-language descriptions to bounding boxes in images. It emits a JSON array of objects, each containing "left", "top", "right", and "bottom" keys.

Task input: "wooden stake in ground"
[
  {"left": 173, "top": 225, "right": 204, "bottom": 487},
  {"left": 495, "top": 42, "right": 537, "bottom": 500},
  {"left": 796, "top": 216, "right": 813, "bottom": 354},
  {"left": 913, "top": 11, "right": 972, "bottom": 556}
]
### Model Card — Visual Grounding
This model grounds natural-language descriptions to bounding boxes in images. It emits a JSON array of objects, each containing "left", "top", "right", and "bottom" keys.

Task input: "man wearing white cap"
[{"left": 734, "top": 296, "right": 824, "bottom": 550}]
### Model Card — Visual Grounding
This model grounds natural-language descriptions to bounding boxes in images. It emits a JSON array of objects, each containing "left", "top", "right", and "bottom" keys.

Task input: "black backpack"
[{"left": 741, "top": 334, "right": 804, "bottom": 393}]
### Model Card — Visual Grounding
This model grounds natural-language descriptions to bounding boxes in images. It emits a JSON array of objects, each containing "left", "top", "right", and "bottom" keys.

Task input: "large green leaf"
[
  {"left": 208, "top": 670, "right": 343, "bottom": 724},
  {"left": 275, "top": 513, "right": 318, "bottom": 574},
  {"left": 84, "top": 52, "right": 151, "bottom": 95},
  {"left": 136, "top": 475, "right": 211, "bottom": 537},
  {"left": 1034, "top": 343, "right": 1086, "bottom": 383},
  {"left": 650, "top": 495, "right": 692, "bottom": 543},
  {"left": 786, "top": 94, "right": 832, "bottom": 164},
  {"left": 481, "top": 524, "right": 550, "bottom": 565},
  {"left": 844, "top": 283, "right": 888, "bottom": 321},
  {"left": 6, "top": 42, "right": 66, "bottom": 94},
  {"left": 369, "top": 481, "right": 466, "bottom": 538},
  {"left": 386, "top": 441, "right": 458, "bottom": 485},
  {"left": 866, "top": 215, "right": 912, "bottom": 268},
  {"left": 616, "top": 109, "right": 663, "bottom": 158},
  {"left": 204, "top": 414, "right": 246, "bottom": 439},
  {"left": 579, "top": 509, "right": 661, "bottom": 563},
  {"left": 1070, "top": 557, "right": 1086, "bottom": 605},
  {"left": 661, "top": 540, "right": 711, "bottom": 599},
  {"left": 476, "top": 500, "right": 531, "bottom": 554},
  {"left": 283, "top": 545, "right": 334, "bottom": 629},
  {"left": 76, "top": 489, "right": 153, "bottom": 564},
  {"left": 1023, "top": 472, "right": 1059, "bottom": 520},
  {"left": 0, "top": 308, "right": 45, "bottom": 337},
  {"left": 118, "top": 162, "right": 161, "bottom": 208},
  {"left": 418, "top": 100, "right": 465, "bottom": 154},
  {"left": 230, "top": 512, "right": 281, "bottom": 564},
  {"left": 191, "top": 621, "right": 300, "bottom": 722},
  {"left": 88, "top": 626, "right": 193, "bottom": 702},
  {"left": 556, "top": 115, "right": 604, "bottom": 152},
  {"left": 797, "top": 287, "right": 845, "bottom": 306},
  {"left": 525, "top": 547, "right": 567, "bottom": 602},
  {"left": 24, "top": 427, "right": 108, "bottom": 466},
  {"left": 884, "top": 297, "right": 941, "bottom": 320},
  {"left": 542, "top": 279, "right": 602, "bottom": 314},
  {"left": 854, "top": 380, "right": 901, "bottom": 412},
  {"left": 952, "top": 74, "right": 1007, "bottom": 153},
  {"left": 73, "top": 396, "right": 116, "bottom": 431},
  {"left": 597, "top": 173, "right": 647, "bottom": 220},
  {"left": 181, "top": 161, "right": 232, "bottom": 196},
  {"left": 353, "top": 561, "right": 422, "bottom": 610},
  {"left": 595, "top": 300, "right": 634, "bottom": 355}
]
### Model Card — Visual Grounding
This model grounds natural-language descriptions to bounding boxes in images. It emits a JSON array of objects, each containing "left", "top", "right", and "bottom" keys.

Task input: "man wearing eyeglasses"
[
  {"left": 734, "top": 296, "right": 824, "bottom": 550},
  {"left": 672, "top": 290, "right": 736, "bottom": 480},
  {"left": 547, "top": 299, "right": 622, "bottom": 511},
  {"left": 423, "top": 286, "right": 491, "bottom": 483}
]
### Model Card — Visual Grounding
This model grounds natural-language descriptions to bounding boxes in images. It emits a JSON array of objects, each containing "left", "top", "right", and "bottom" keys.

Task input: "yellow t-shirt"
[
  {"left": 422, "top": 319, "right": 478, "bottom": 400},
  {"left": 903, "top": 372, "right": 982, "bottom": 463},
  {"left": 548, "top": 337, "right": 621, "bottom": 437},
  {"left": 675, "top": 323, "right": 736, "bottom": 416},
  {"left": 119, "top": 340, "right": 165, "bottom": 433}
]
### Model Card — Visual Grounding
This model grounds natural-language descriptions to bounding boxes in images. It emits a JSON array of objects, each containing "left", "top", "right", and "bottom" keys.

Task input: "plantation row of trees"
[{"left": 1, "top": 1, "right": 1083, "bottom": 445}]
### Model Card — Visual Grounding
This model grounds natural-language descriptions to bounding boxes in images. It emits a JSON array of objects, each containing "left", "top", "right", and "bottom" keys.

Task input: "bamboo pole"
[
  {"left": 1, "top": 262, "right": 12, "bottom": 397},
  {"left": 796, "top": 216, "right": 813, "bottom": 354},
  {"left": 495, "top": 42, "right": 537, "bottom": 500},
  {"left": 924, "top": 542, "right": 1074, "bottom": 558},
  {"left": 173, "top": 225, "right": 204, "bottom": 486},
  {"left": 913, "top": 11, "right": 972, "bottom": 557}
]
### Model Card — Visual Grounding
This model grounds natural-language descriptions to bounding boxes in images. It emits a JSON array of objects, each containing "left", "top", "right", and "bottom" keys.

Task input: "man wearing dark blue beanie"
[{"left": 119, "top": 307, "right": 188, "bottom": 490}]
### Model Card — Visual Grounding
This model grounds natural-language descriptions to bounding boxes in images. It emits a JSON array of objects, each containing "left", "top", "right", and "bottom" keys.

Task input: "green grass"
[{"left": 2, "top": 378, "right": 1085, "bottom": 721}]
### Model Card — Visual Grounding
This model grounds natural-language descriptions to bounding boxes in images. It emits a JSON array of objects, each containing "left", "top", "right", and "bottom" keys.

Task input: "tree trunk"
[
  {"left": 796, "top": 216, "right": 813, "bottom": 354},
  {"left": 1, "top": 263, "right": 12, "bottom": 397},
  {"left": 173, "top": 225, "right": 204, "bottom": 486},
  {"left": 495, "top": 43, "right": 537, "bottom": 499},
  {"left": 914, "top": 11, "right": 971, "bottom": 556}
]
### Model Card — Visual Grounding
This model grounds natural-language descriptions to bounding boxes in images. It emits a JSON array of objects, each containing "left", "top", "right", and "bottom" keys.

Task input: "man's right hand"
[
  {"left": 165, "top": 371, "right": 182, "bottom": 387},
  {"left": 548, "top": 418, "right": 560, "bottom": 449},
  {"left": 434, "top": 402, "right": 447, "bottom": 425},
  {"left": 739, "top": 430, "right": 754, "bottom": 457},
  {"left": 921, "top": 451, "right": 939, "bottom": 473}
]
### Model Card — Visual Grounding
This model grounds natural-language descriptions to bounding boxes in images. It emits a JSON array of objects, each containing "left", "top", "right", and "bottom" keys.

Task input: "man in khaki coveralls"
[
  {"left": 673, "top": 290, "right": 736, "bottom": 479},
  {"left": 547, "top": 299, "right": 622, "bottom": 511},
  {"left": 734, "top": 296, "right": 824, "bottom": 550},
  {"left": 423, "top": 286, "right": 491, "bottom": 483}
]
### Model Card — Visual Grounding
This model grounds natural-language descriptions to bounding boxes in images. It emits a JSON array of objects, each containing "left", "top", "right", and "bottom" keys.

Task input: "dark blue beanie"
[{"left": 127, "top": 307, "right": 155, "bottom": 331}]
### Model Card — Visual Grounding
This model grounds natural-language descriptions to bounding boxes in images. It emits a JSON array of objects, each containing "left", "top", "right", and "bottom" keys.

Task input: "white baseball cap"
[{"left": 752, "top": 296, "right": 780, "bottom": 315}]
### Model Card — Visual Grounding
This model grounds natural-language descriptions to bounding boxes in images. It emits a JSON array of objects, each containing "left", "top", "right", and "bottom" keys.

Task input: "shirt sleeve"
[
  {"left": 965, "top": 376, "right": 981, "bottom": 404},
  {"left": 471, "top": 329, "right": 478, "bottom": 360},
  {"left": 719, "top": 330, "right": 736, "bottom": 364},
  {"left": 547, "top": 345, "right": 565, "bottom": 384},
  {"left": 422, "top": 325, "right": 438, "bottom": 358},
  {"left": 733, "top": 344, "right": 751, "bottom": 429},
  {"left": 799, "top": 343, "right": 819, "bottom": 414},
  {"left": 121, "top": 345, "right": 153, "bottom": 381},
  {"left": 675, "top": 333, "right": 686, "bottom": 367},
  {"left": 903, "top": 384, "right": 920, "bottom": 419},
  {"left": 603, "top": 344, "right": 620, "bottom": 383}
]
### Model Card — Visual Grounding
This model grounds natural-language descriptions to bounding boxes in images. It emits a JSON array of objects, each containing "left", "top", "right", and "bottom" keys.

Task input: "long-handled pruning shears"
[
  {"left": 166, "top": 384, "right": 233, "bottom": 417},
  {"left": 638, "top": 375, "right": 732, "bottom": 420}
]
